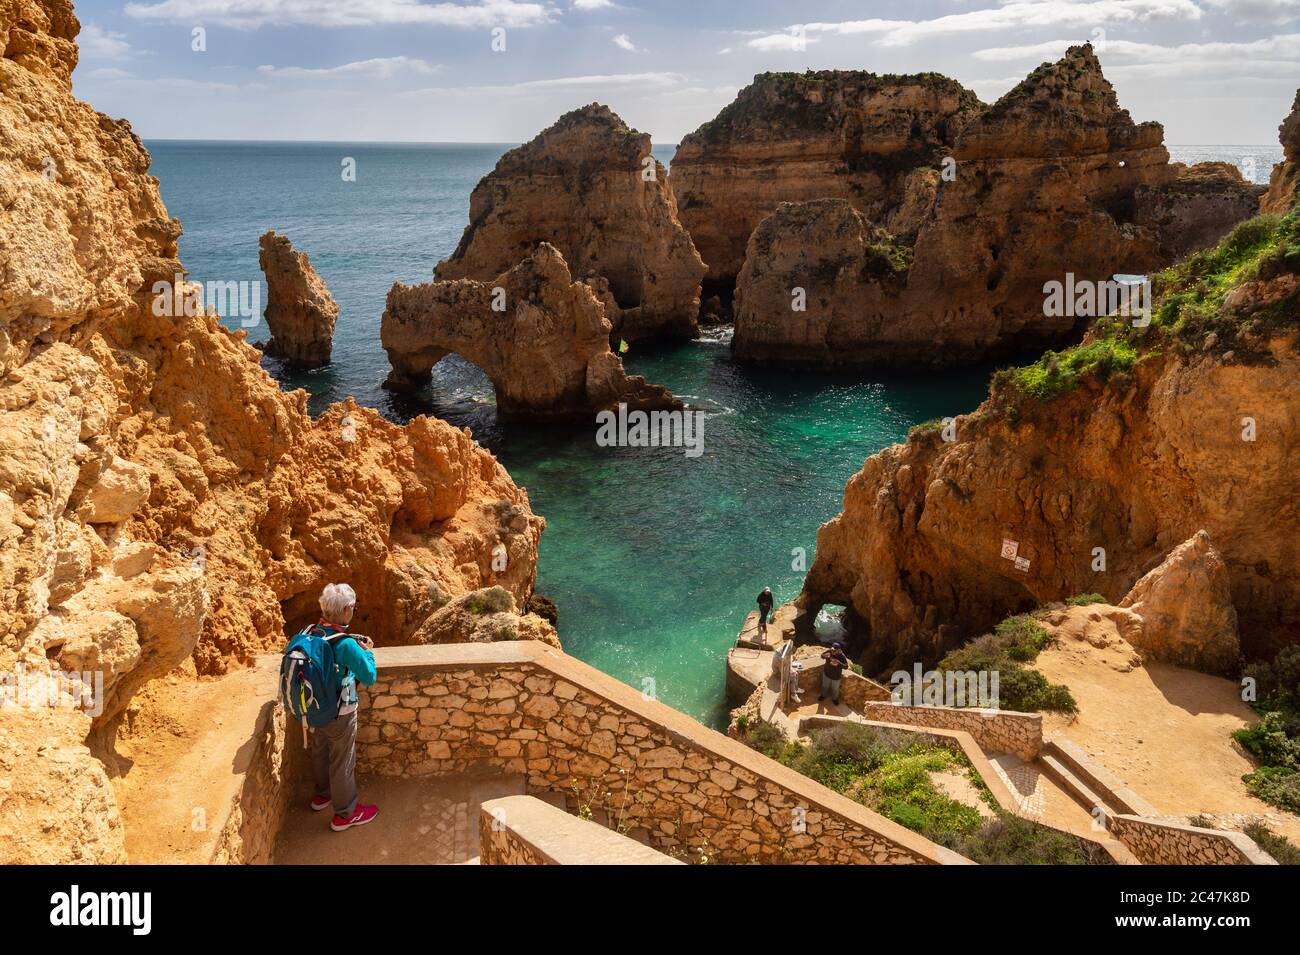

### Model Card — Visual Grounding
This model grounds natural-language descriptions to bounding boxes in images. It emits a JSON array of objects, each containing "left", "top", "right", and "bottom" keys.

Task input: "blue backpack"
[{"left": 280, "top": 624, "right": 349, "bottom": 736}]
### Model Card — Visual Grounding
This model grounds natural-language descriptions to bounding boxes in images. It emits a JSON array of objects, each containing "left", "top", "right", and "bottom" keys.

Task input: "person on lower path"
[
  {"left": 307, "top": 583, "right": 380, "bottom": 832},
  {"left": 820, "top": 641, "right": 849, "bottom": 706},
  {"left": 756, "top": 586, "right": 774, "bottom": 643}
]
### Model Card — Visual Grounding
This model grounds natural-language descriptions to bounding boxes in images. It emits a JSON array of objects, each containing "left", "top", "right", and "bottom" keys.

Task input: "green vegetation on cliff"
[{"left": 994, "top": 208, "right": 1300, "bottom": 408}]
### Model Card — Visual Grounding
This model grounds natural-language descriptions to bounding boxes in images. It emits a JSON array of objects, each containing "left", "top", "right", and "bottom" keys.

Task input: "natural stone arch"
[{"left": 382, "top": 244, "right": 679, "bottom": 422}]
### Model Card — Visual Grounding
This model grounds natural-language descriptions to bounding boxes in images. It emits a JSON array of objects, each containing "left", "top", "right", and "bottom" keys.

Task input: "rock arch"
[{"left": 382, "top": 244, "right": 680, "bottom": 422}]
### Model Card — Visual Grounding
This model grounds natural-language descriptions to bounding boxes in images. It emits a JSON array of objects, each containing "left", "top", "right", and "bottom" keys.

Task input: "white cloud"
[
  {"left": 79, "top": 23, "right": 133, "bottom": 59},
  {"left": 257, "top": 56, "right": 443, "bottom": 79},
  {"left": 572, "top": 0, "right": 615, "bottom": 9},
  {"left": 748, "top": 30, "right": 818, "bottom": 52},
  {"left": 972, "top": 32, "right": 1300, "bottom": 80},
  {"left": 745, "top": 0, "right": 1203, "bottom": 50},
  {"left": 1203, "top": 0, "right": 1300, "bottom": 24},
  {"left": 124, "top": 0, "right": 554, "bottom": 29},
  {"left": 406, "top": 71, "right": 685, "bottom": 96},
  {"left": 85, "top": 67, "right": 136, "bottom": 80},
  {"left": 612, "top": 33, "right": 637, "bottom": 51}
]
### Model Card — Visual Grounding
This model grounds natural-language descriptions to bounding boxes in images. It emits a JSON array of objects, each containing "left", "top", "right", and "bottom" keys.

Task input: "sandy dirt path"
[{"left": 1032, "top": 607, "right": 1300, "bottom": 844}]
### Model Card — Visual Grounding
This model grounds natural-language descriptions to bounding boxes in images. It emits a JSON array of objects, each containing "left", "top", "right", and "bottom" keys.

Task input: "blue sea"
[{"left": 145, "top": 140, "right": 1280, "bottom": 725}]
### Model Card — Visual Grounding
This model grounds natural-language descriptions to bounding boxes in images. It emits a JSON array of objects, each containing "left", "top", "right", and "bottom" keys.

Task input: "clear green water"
[{"left": 147, "top": 139, "right": 1001, "bottom": 725}]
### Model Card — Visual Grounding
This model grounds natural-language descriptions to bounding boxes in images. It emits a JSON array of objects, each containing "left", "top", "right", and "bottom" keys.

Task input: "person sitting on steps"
[
  {"left": 756, "top": 586, "right": 774, "bottom": 643},
  {"left": 309, "top": 583, "right": 380, "bottom": 832},
  {"left": 820, "top": 641, "right": 849, "bottom": 707}
]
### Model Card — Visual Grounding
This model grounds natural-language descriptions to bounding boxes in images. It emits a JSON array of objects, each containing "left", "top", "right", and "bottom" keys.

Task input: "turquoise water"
[{"left": 147, "top": 140, "right": 1270, "bottom": 725}]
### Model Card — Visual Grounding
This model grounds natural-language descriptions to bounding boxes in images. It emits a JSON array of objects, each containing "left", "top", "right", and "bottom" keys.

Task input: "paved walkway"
[{"left": 275, "top": 772, "right": 527, "bottom": 864}]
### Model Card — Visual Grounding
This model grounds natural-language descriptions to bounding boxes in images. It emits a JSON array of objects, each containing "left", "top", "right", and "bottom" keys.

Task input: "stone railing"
[
  {"left": 849, "top": 700, "right": 1043, "bottom": 761},
  {"left": 354, "top": 642, "right": 968, "bottom": 865},
  {"left": 1108, "top": 815, "right": 1278, "bottom": 866},
  {"left": 479, "top": 795, "right": 683, "bottom": 864},
  {"left": 211, "top": 698, "right": 305, "bottom": 864}
]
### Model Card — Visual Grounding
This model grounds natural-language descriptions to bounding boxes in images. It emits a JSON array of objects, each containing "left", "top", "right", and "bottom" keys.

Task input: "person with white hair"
[{"left": 307, "top": 582, "right": 379, "bottom": 831}]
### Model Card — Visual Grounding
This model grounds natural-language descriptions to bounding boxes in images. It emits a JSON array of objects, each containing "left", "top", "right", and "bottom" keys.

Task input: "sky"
[{"left": 68, "top": 0, "right": 1300, "bottom": 144}]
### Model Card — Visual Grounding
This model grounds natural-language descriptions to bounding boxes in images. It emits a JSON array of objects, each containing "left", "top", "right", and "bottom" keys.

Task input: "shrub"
[
  {"left": 936, "top": 613, "right": 1076, "bottom": 713},
  {"left": 1244, "top": 823, "right": 1300, "bottom": 864},
  {"left": 1242, "top": 766, "right": 1300, "bottom": 814},
  {"left": 1066, "top": 593, "right": 1108, "bottom": 607},
  {"left": 1243, "top": 646, "right": 1300, "bottom": 717},
  {"left": 742, "top": 720, "right": 790, "bottom": 761},
  {"left": 1233, "top": 712, "right": 1300, "bottom": 770},
  {"left": 940, "top": 815, "right": 1106, "bottom": 865}
]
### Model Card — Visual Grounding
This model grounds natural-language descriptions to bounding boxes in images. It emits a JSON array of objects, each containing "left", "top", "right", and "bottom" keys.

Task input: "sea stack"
[
  {"left": 728, "top": 45, "right": 1262, "bottom": 369},
  {"left": 435, "top": 104, "right": 706, "bottom": 343},
  {"left": 383, "top": 243, "right": 681, "bottom": 421},
  {"left": 671, "top": 70, "right": 981, "bottom": 293},
  {"left": 258, "top": 230, "right": 339, "bottom": 367}
]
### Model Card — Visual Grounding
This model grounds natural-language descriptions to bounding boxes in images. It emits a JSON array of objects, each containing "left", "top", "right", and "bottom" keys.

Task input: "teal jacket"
[{"left": 315, "top": 622, "right": 377, "bottom": 716}]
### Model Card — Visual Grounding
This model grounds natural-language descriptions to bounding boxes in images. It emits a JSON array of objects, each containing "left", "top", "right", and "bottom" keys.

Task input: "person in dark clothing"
[
  {"left": 820, "top": 641, "right": 849, "bottom": 705},
  {"left": 756, "top": 587, "right": 774, "bottom": 642}
]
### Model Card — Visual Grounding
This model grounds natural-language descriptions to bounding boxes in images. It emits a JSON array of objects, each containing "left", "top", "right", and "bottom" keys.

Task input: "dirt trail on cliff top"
[{"left": 1032, "top": 608, "right": 1300, "bottom": 843}]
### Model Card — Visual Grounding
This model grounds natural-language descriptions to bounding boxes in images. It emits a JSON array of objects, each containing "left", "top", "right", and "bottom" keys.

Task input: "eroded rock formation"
[
  {"left": 1262, "top": 88, "right": 1300, "bottom": 214},
  {"left": 1118, "top": 531, "right": 1242, "bottom": 676},
  {"left": 0, "top": 1, "right": 544, "bottom": 863},
  {"left": 1135, "top": 163, "right": 1266, "bottom": 262},
  {"left": 436, "top": 104, "right": 705, "bottom": 343},
  {"left": 672, "top": 70, "right": 981, "bottom": 288},
  {"left": 410, "top": 586, "right": 560, "bottom": 649},
  {"left": 258, "top": 230, "right": 338, "bottom": 367},
  {"left": 723, "top": 46, "right": 1262, "bottom": 368},
  {"left": 801, "top": 227, "right": 1299, "bottom": 675},
  {"left": 383, "top": 243, "right": 680, "bottom": 420}
]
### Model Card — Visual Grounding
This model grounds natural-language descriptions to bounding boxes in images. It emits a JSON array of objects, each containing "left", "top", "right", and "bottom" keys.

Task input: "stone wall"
[
  {"left": 853, "top": 701, "right": 1043, "bottom": 761},
  {"left": 211, "top": 700, "right": 305, "bottom": 864},
  {"left": 355, "top": 643, "right": 967, "bottom": 865},
  {"left": 1109, "top": 815, "right": 1277, "bottom": 865},
  {"left": 796, "top": 660, "right": 894, "bottom": 709},
  {"left": 478, "top": 794, "right": 684, "bottom": 864}
]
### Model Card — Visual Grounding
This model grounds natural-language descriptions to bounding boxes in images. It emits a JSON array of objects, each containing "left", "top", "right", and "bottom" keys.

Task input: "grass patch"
[
  {"left": 1065, "top": 593, "right": 1108, "bottom": 607},
  {"left": 936, "top": 613, "right": 1077, "bottom": 713},
  {"left": 995, "top": 336, "right": 1139, "bottom": 402},
  {"left": 738, "top": 720, "right": 1101, "bottom": 863}
]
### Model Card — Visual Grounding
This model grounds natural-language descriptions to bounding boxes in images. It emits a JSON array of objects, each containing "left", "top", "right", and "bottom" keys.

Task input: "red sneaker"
[
  {"left": 310, "top": 794, "right": 332, "bottom": 812},
  {"left": 331, "top": 804, "right": 379, "bottom": 831}
]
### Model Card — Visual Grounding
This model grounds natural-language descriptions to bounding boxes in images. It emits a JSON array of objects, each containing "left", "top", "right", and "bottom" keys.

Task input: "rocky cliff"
[
  {"left": 801, "top": 208, "right": 1299, "bottom": 676},
  {"left": 383, "top": 243, "right": 680, "bottom": 420},
  {"left": 672, "top": 70, "right": 981, "bottom": 289},
  {"left": 258, "top": 230, "right": 339, "bottom": 367},
  {"left": 435, "top": 104, "right": 706, "bottom": 343},
  {"left": 1261, "top": 88, "right": 1299, "bottom": 215},
  {"left": 723, "top": 47, "right": 1262, "bottom": 368},
  {"left": 0, "top": 0, "right": 545, "bottom": 863}
]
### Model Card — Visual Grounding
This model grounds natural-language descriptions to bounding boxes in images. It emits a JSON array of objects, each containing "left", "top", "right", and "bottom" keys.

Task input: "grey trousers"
[{"left": 311, "top": 707, "right": 358, "bottom": 817}]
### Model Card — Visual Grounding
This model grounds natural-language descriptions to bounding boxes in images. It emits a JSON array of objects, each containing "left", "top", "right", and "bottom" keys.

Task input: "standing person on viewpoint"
[
  {"left": 307, "top": 583, "right": 379, "bottom": 831},
  {"left": 756, "top": 586, "right": 774, "bottom": 643},
  {"left": 820, "top": 641, "right": 849, "bottom": 707}
]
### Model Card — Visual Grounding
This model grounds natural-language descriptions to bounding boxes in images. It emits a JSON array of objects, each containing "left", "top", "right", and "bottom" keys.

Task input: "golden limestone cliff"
[
  {"left": 802, "top": 202, "right": 1300, "bottom": 677},
  {"left": 714, "top": 46, "right": 1263, "bottom": 368},
  {"left": 435, "top": 104, "right": 706, "bottom": 344},
  {"left": 0, "top": 0, "right": 547, "bottom": 863}
]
